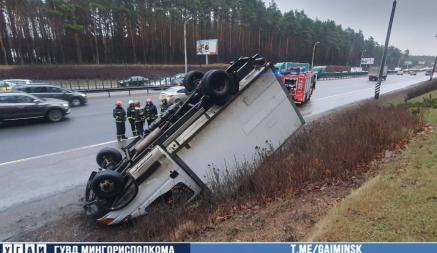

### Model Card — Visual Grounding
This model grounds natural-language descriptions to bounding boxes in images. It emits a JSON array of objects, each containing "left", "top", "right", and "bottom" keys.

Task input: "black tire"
[
  {"left": 46, "top": 109, "right": 63, "bottom": 122},
  {"left": 96, "top": 147, "right": 123, "bottom": 169},
  {"left": 91, "top": 170, "right": 125, "bottom": 198},
  {"left": 201, "top": 69, "right": 237, "bottom": 104},
  {"left": 71, "top": 97, "right": 82, "bottom": 107},
  {"left": 183, "top": 70, "right": 204, "bottom": 92}
]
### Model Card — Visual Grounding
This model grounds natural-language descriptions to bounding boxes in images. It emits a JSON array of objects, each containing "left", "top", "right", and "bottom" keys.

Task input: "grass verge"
[{"left": 306, "top": 92, "right": 437, "bottom": 241}]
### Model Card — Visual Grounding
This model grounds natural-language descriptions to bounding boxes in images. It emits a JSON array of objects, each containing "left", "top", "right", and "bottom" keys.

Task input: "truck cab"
[{"left": 275, "top": 62, "right": 316, "bottom": 104}]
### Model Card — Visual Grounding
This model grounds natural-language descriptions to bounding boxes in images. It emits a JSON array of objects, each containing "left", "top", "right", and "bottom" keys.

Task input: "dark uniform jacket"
[
  {"left": 127, "top": 106, "right": 136, "bottom": 122},
  {"left": 113, "top": 107, "right": 126, "bottom": 123},
  {"left": 160, "top": 103, "right": 169, "bottom": 113},
  {"left": 134, "top": 107, "right": 146, "bottom": 123},
  {"left": 144, "top": 104, "right": 158, "bottom": 121}
]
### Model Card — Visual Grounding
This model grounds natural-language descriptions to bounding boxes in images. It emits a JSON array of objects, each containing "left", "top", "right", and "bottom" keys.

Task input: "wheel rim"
[
  {"left": 72, "top": 98, "right": 81, "bottom": 106},
  {"left": 99, "top": 179, "right": 115, "bottom": 193},
  {"left": 49, "top": 110, "right": 62, "bottom": 122},
  {"left": 211, "top": 77, "right": 228, "bottom": 95},
  {"left": 102, "top": 155, "right": 116, "bottom": 168}
]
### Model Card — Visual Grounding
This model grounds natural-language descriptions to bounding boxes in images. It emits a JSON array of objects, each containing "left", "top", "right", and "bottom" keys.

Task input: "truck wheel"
[
  {"left": 201, "top": 70, "right": 237, "bottom": 105},
  {"left": 47, "top": 109, "right": 63, "bottom": 122},
  {"left": 183, "top": 70, "right": 204, "bottom": 93},
  {"left": 96, "top": 147, "right": 122, "bottom": 169},
  {"left": 91, "top": 170, "right": 125, "bottom": 198}
]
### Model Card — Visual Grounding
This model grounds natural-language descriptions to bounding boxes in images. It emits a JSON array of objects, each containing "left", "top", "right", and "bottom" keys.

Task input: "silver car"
[{"left": 159, "top": 86, "right": 188, "bottom": 104}]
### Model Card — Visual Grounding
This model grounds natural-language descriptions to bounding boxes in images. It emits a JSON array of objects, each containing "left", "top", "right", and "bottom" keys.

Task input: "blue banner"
[{"left": 3, "top": 243, "right": 437, "bottom": 253}]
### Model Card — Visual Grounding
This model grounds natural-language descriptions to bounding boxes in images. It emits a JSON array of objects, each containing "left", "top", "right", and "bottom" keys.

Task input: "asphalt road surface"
[{"left": 0, "top": 73, "right": 431, "bottom": 239}]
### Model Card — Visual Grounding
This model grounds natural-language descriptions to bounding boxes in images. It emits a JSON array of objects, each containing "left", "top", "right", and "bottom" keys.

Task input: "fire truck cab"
[{"left": 275, "top": 62, "right": 316, "bottom": 104}]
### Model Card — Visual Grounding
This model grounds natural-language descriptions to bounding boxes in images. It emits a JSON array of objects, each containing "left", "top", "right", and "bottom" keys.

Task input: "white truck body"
[
  {"left": 368, "top": 66, "right": 388, "bottom": 81},
  {"left": 90, "top": 62, "right": 305, "bottom": 225},
  {"left": 174, "top": 68, "right": 304, "bottom": 185}
]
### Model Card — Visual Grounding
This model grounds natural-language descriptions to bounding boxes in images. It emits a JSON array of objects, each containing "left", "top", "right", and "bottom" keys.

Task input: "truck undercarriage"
[{"left": 84, "top": 55, "right": 304, "bottom": 225}]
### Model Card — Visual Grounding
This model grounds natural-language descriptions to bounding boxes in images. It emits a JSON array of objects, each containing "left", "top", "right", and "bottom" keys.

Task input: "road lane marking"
[{"left": 0, "top": 140, "right": 117, "bottom": 167}]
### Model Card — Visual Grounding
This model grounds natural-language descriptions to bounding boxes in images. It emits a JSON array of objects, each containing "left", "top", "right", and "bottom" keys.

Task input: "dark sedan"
[
  {"left": 15, "top": 84, "right": 87, "bottom": 106},
  {"left": 0, "top": 92, "right": 70, "bottom": 123},
  {"left": 118, "top": 76, "right": 149, "bottom": 87}
]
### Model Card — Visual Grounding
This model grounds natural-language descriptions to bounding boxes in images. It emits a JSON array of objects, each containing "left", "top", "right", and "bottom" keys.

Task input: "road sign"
[
  {"left": 361, "top": 58, "right": 375, "bottom": 65},
  {"left": 196, "top": 39, "right": 218, "bottom": 55}
]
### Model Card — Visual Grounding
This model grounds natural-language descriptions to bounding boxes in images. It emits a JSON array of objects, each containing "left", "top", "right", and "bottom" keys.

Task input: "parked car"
[
  {"left": 157, "top": 76, "right": 172, "bottom": 86},
  {"left": 118, "top": 76, "right": 149, "bottom": 87},
  {"left": 0, "top": 81, "right": 13, "bottom": 92},
  {"left": 0, "top": 92, "right": 70, "bottom": 123},
  {"left": 171, "top": 73, "right": 186, "bottom": 86},
  {"left": 15, "top": 84, "right": 87, "bottom": 106},
  {"left": 396, "top": 70, "right": 404, "bottom": 75},
  {"left": 2, "top": 79, "right": 32, "bottom": 87},
  {"left": 425, "top": 70, "right": 433, "bottom": 76},
  {"left": 409, "top": 71, "right": 417, "bottom": 76},
  {"left": 159, "top": 86, "right": 188, "bottom": 104}
]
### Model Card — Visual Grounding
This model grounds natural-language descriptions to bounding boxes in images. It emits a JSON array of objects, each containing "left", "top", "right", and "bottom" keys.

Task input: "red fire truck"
[{"left": 275, "top": 62, "right": 316, "bottom": 104}]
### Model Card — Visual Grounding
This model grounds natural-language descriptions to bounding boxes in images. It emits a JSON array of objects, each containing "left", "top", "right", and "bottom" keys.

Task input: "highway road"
[{"left": 0, "top": 73, "right": 431, "bottom": 239}]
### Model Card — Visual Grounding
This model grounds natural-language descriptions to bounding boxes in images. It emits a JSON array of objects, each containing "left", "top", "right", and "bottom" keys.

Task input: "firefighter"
[
  {"left": 113, "top": 100, "right": 127, "bottom": 141},
  {"left": 160, "top": 99, "right": 169, "bottom": 114},
  {"left": 144, "top": 97, "right": 158, "bottom": 126},
  {"left": 127, "top": 100, "right": 137, "bottom": 136},
  {"left": 134, "top": 101, "right": 145, "bottom": 136}
]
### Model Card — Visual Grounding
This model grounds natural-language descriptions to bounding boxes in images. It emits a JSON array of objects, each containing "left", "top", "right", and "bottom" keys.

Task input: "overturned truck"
[{"left": 84, "top": 55, "right": 305, "bottom": 225}]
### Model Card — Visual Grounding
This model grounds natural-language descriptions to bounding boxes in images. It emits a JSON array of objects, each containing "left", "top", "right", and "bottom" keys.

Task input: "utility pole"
[
  {"left": 184, "top": 17, "right": 193, "bottom": 74},
  {"left": 431, "top": 35, "right": 437, "bottom": 81},
  {"left": 431, "top": 56, "right": 437, "bottom": 81},
  {"left": 311, "top": 41, "right": 320, "bottom": 71},
  {"left": 375, "top": 0, "right": 397, "bottom": 100}
]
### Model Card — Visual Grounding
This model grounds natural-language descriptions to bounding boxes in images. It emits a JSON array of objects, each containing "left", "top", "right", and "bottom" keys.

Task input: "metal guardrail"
[
  {"left": 33, "top": 78, "right": 177, "bottom": 96},
  {"left": 31, "top": 70, "right": 387, "bottom": 96},
  {"left": 77, "top": 85, "right": 172, "bottom": 97},
  {"left": 317, "top": 71, "right": 369, "bottom": 80}
]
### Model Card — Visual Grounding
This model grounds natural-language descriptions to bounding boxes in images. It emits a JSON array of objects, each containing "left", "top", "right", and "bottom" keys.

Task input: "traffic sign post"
[{"left": 196, "top": 39, "right": 218, "bottom": 65}]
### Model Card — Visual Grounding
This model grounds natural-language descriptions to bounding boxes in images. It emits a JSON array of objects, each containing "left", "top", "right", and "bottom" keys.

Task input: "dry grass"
[
  {"left": 20, "top": 100, "right": 423, "bottom": 242},
  {"left": 124, "top": 103, "right": 422, "bottom": 242}
]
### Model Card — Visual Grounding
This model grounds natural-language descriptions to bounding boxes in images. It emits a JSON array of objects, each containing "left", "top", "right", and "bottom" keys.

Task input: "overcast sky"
[{"left": 272, "top": 0, "right": 437, "bottom": 56}]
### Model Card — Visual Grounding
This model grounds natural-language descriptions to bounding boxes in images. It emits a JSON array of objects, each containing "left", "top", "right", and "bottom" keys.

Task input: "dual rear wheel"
[{"left": 183, "top": 69, "right": 238, "bottom": 105}]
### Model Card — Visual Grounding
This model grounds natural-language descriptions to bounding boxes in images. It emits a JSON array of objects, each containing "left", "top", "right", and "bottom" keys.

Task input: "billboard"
[
  {"left": 196, "top": 39, "right": 218, "bottom": 55},
  {"left": 361, "top": 58, "right": 375, "bottom": 65}
]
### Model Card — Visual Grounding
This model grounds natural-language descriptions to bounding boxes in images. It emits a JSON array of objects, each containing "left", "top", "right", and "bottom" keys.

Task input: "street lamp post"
[
  {"left": 431, "top": 35, "right": 437, "bottom": 81},
  {"left": 311, "top": 41, "right": 320, "bottom": 71},
  {"left": 360, "top": 49, "right": 366, "bottom": 68},
  {"left": 184, "top": 17, "right": 193, "bottom": 74}
]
